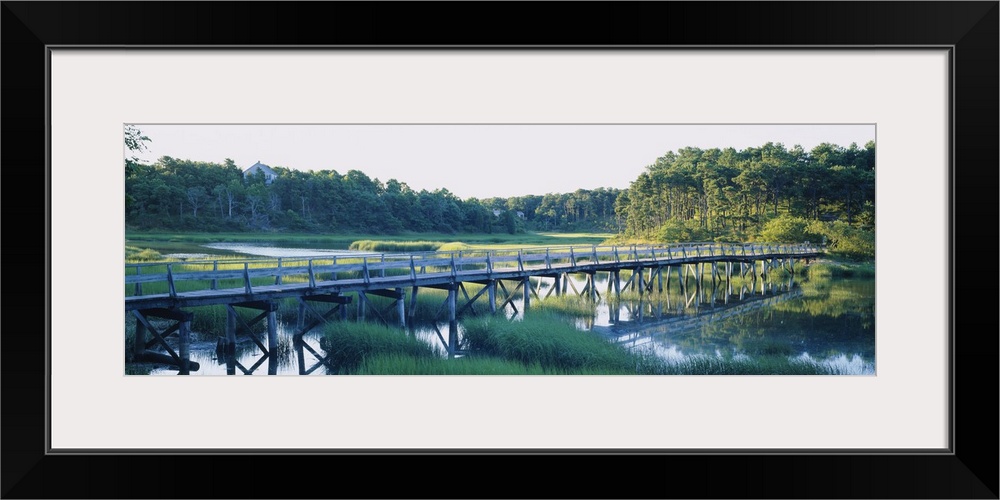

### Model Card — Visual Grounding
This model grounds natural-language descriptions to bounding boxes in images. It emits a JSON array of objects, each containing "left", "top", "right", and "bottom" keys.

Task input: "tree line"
[
  {"left": 125, "top": 157, "right": 621, "bottom": 234},
  {"left": 125, "top": 127, "right": 874, "bottom": 257},
  {"left": 614, "top": 141, "right": 875, "bottom": 242}
]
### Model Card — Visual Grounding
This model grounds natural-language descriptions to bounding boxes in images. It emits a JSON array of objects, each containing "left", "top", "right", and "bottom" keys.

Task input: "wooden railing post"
[
  {"left": 308, "top": 259, "right": 316, "bottom": 288},
  {"left": 545, "top": 249, "right": 552, "bottom": 270},
  {"left": 410, "top": 256, "right": 417, "bottom": 280},
  {"left": 517, "top": 250, "right": 524, "bottom": 272},
  {"left": 134, "top": 266, "right": 143, "bottom": 296},
  {"left": 363, "top": 257, "right": 371, "bottom": 284},
  {"left": 486, "top": 253, "right": 494, "bottom": 277},
  {"left": 166, "top": 264, "right": 176, "bottom": 298},
  {"left": 243, "top": 263, "right": 253, "bottom": 294},
  {"left": 210, "top": 261, "right": 218, "bottom": 290},
  {"left": 275, "top": 258, "right": 283, "bottom": 285}
]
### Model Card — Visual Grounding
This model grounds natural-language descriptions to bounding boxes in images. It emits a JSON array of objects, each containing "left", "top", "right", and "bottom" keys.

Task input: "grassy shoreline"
[
  {"left": 318, "top": 315, "right": 850, "bottom": 375},
  {"left": 126, "top": 230, "right": 615, "bottom": 251}
]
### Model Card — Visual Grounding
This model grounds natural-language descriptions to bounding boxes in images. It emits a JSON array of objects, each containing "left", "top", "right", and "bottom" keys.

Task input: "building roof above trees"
[{"left": 243, "top": 161, "right": 278, "bottom": 183}]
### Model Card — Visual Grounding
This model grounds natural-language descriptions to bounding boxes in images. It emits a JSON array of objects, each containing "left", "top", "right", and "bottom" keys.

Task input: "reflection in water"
[
  {"left": 592, "top": 275, "right": 875, "bottom": 374},
  {"left": 148, "top": 322, "right": 332, "bottom": 376},
  {"left": 146, "top": 265, "right": 875, "bottom": 375}
]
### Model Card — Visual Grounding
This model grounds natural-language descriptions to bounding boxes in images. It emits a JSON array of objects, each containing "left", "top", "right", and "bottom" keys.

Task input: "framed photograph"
[{"left": 5, "top": 2, "right": 996, "bottom": 498}]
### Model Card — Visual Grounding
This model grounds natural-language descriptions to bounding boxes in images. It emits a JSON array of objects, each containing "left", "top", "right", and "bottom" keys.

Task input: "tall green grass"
[
  {"left": 803, "top": 260, "right": 875, "bottom": 279},
  {"left": 125, "top": 246, "right": 166, "bottom": 261},
  {"left": 462, "top": 314, "right": 641, "bottom": 373},
  {"left": 305, "top": 313, "right": 846, "bottom": 375},
  {"left": 353, "top": 354, "right": 551, "bottom": 375},
  {"left": 436, "top": 242, "right": 474, "bottom": 252},
  {"left": 535, "top": 294, "right": 597, "bottom": 318},
  {"left": 127, "top": 230, "right": 614, "bottom": 251},
  {"left": 657, "top": 355, "right": 842, "bottom": 375},
  {"left": 320, "top": 322, "right": 437, "bottom": 373},
  {"left": 348, "top": 240, "right": 444, "bottom": 252}
]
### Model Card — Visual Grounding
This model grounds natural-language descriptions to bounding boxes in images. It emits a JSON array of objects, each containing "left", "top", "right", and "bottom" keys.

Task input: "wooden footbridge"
[{"left": 125, "top": 242, "right": 822, "bottom": 374}]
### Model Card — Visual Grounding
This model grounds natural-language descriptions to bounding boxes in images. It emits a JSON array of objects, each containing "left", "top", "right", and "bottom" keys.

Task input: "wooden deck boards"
[{"left": 125, "top": 244, "right": 822, "bottom": 311}]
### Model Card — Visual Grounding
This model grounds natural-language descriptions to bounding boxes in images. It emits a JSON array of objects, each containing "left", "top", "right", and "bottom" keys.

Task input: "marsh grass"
[
  {"left": 352, "top": 354, "right": 551, "bottom": 375},
  {"left": 535, "top": 294, "right": 598, "bottom": 318},
  {"left": 436, "top": 242, "right": 474, "bottom": 252},
  {"left": 461, "top": 314, "right": 639, "bottom": 373},
  {"left": 127, "top": 231, "right": 614, "bottom": 252},
  {"left": 320, "top": 322, "right": 437, "bottom": 373},
  {"left": 125, "top": 246, "right": 166, "bottom": 261},
  {"left": 349, "top": 240, "right": 444, "bottom": 252},
  {"left": 802, "top": 260, "right": 875, "bottom": 279},
  {"left": 658, "top": 355, "right": 840, "bottom": 375}
]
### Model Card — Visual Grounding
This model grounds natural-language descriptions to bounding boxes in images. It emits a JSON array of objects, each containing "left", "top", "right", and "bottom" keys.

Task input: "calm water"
[
  {"left": 140, "top": 242, "right": 874, "bottom": 375},
  {"left": 597, "top": 278, "right": 875, "bottom": 374}
]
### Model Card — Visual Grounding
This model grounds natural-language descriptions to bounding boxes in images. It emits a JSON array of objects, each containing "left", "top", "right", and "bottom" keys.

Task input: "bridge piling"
[
  {"left": 267, "top": 307, "right": 278, "bottom": 375},
  {"left": 447, "top": 286, "right": 458, "bottom": 358},
  {"left": 125, "top": 243, "right": 824, "bottom": 372},
  {"left": 408, "top": 287, "right": 420, "bottom": 323},
  {"left": 523, "top": 277, "right": 531, "bottom": 311},
  {"left": 396, "top": 288, "right": 406, "bottom": 328},
  {"left": 133, "top": 321, "right": 146, "bottom": 360},
  {"left": 178, "top": 318, "right": 191, "bottom": 375}
]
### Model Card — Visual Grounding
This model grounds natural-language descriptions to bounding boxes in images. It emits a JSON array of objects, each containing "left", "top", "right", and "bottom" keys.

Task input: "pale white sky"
[{"left": 129, "top": 124, "right": 875, "bottom": 199}]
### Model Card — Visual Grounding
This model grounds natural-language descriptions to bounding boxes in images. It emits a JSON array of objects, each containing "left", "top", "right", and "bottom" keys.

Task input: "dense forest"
[
  {"left": 614, "top": 141, "right": 875, "bottom": 254},
  {"left": 125, "top": 156, "right": 622, "bottom": 234},
  {"left": 125, "top": 127, "right": 874, "bottom": 257}
]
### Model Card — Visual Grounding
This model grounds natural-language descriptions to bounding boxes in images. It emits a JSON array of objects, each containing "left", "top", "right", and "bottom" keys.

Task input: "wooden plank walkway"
[
  {"left": 125, "top": 242, "right": 822, "bottom": 373},
  {"left": 125, "top": 242, "right": 822, "bottom": 311}
]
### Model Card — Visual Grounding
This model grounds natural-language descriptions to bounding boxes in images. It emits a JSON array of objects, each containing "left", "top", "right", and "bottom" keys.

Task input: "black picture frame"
[{"left": 3, "top": 2, "right": 996, "bottom": 498}]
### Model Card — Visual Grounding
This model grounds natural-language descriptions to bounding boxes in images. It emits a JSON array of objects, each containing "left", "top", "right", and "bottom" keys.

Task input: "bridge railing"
[{"left": 125, "top": 242, "right": 822, "bottom": 298}]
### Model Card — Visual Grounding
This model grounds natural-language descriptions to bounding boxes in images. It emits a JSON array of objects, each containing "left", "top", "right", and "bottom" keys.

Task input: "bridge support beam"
[
  {"left": 224, "top": 300, "right": 280, "bottom": 375},
  {"left": 396, "top": 288, "right": 406, "bottom": 328},
  {"left": 487, "top": 281, "right": 497, "bottom": 314},
  {"left": 448, "top": 285, "right": 458, "bottom": 358},
  {"left": 133, "top": 320, "right": 147, "bottom": 360},
  {"left": 357, "top": 289, "right": 406, "bottom": 327},
  {"left": 408, "top": 286, "right": 420, "bottom": 323},
  {"left": 522, "top": 277, "right": 531, "bottom": 312},
  {"left": 266, "top": 307, "right": 278, "bottom": 375},
  {"left": 131, "top": 308, "right": 196, "bottom": 374},
  {"left": 226, "top": 308, "right": 237, "bottom": 375}
]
